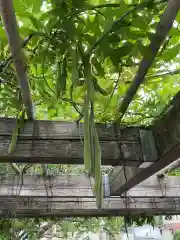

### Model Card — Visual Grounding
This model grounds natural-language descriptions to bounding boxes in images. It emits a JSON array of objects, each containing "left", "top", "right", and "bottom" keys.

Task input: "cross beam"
[
  {"left": 0, "top": 118, "right": 156, "bottom": 166},
  {"left": 0, "top": 174, "right": 179, "bottom": 217},
  {"left": 0, "top": 174, "right": 180, "bottom": 198},
  {"left": 1, "top": 196, "right": 180, "bottom": 217},
  {"left": 109, "top": 91, "right": 180, "bottom": 195},
  {"left": 120, "top": 175, "right": 180, "bottom": 198}
]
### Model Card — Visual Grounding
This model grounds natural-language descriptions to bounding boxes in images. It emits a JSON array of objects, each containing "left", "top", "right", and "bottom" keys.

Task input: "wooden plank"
[
  {"left": 109, "top": 92, "right": 180, "bottom": 194},
  {"left": 0, "top": 174, "right": 178, "bottom": 217},
  {"left": 124, "top": 176, "right": 180, "bottom": 198},
  {"left": 109, "top": 142, "right": 180, "bottom": 194},
  {"left": 0, "top": 196, "right": 180, "bottom": 217},
  {"left": 0, "top": 118, "right": 146, "bottom": 166},
  {"left": 0, "top": 118, "right": 140, "bottom": 140},
  {"left": 109, "top": 166, "right": 141, "bottom": 195},
  {"left": 0, "top": 174, "right": 94, "bottom": 197},
  {"left": 0, "top": 137, "right": 141, "bottom": 166},
  {"left": 1, "top": 174, "right": 180, "bottom": 199}
]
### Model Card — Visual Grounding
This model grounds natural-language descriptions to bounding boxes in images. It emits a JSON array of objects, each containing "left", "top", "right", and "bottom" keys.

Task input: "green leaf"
[
  {"left": 56, "top": 56, "right": 67, "bottom": 98},
  {"left": 169, "top": 28, "right": 180, "bottom": 36},
  {"left": 71, "top": 45, "right": 79, "bottom": 86},
  {"left": 14, "top": 0, "right": 27, "bottom": 13},
  {"left": 110, "top": 42, "right": 134, "bottom": 67},
  {"left": 101, "top": 8, "right": 114, "bottom": 32},
  {"left": 160, "top": 44, "right": 180, "bottom": 61},
  {"left": 0, "top": 27, "right": 7, "bottom": 40},
  {"left": 91, "top": 58, "right": 104, "bottom": 77},
  {"left": 132, "top": 16, "right": 148, "bottom": 30},
  {"left": 28, "top": 15, "right": 43, "bottom": 30},
  {"left": 32, "top": 0, "right": 43, "bottom": 13}
]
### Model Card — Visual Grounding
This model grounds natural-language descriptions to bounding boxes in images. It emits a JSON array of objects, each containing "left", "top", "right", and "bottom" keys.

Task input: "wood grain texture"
[
  {"left": 0, "top": 174, "right": 94, "bottom": 197},
  {"left": 109, "top": 166, "right": 141, "bottom": 195},
  {"left": 121, "top": 176, "right": 180, "bottom": 197},
  {"left": 0, "top": 118, "right": 141, "bottom": 140},
  {"left": 1, "top": 174, "right": 180, "bottom": 199},
  {"left": 0, "top": 196, "right": 180, "bottom": 217},
  {"left": 111, "top": 141, "right": 180, "bottom": 195},
  {"left": 0, "top": 137, "right": 142, "bottom": 165},
  {"left": 0, "top": 118, "right": 145, "bottom": 166}
]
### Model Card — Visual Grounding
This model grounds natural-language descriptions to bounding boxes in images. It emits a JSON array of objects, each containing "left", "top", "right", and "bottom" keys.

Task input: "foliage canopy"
[{"left": 1, "top": 0, "right": 180, "bottom": 124}]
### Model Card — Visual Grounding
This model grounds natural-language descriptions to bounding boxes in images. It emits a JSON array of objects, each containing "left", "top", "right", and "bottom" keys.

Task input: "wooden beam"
[
  {"left": 1, "top": 174, "right": 180, "bottom": 199},
  {"left": 109, "top": 92, "right": 180, "bottom": 195},
  {"left": 0, "top": 174, "right": 94, "bottom": 198},
  {"left": 0, "top": 174, "right": 179, "bottom": 217},
  {"left": 0, "top": 118, "right": 153, "bottom": 166},
  {"left": 123, "top": 176, "right": 180, "bottom": 198},
  {"left": 0, "top": 196, "right": 180, "bottom": 217},
  {"left": 109, "top": 166, "right": 141, "bottom": 196}
]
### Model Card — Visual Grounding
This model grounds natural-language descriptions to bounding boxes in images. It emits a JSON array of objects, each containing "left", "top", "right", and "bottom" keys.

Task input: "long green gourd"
[
  {"left": 93, "top": 126, "right": 102, "bottom": 208},
  {"left": 72, "top": 45, "right": 79, "bottom": 87},
  {"left": 89, "top": 107, "right": 95, "bottom": 177},
  {"left": 84, "top": 91, "right": 91, "bottom": 173},
  {"left": 83, "top": 56, "right": 102, "bottom": 208},
  {"left": 8, "top": 108, "right": 25, "bottom": 154}
]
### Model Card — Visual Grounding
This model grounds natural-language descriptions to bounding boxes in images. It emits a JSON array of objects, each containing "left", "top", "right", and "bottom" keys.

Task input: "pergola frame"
[
  {"left": 0, "top": 0, "right": 180, "bottom": 217},
  {"left": 0, "top": 174, "right": 180, "bottom": 217},
  {"left": 0, "top": 91, "right": 180, "bottom": 216}
]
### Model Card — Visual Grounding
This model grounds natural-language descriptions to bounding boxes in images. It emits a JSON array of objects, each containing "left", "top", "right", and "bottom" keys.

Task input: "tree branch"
[
  {"left": 147, "top": 68, "right": 180, "bottom": 79},
  {"left": 89, "top": 0, "right": 166, "bottom": 54},
  {"left": 88, "top": 0, "right": 166, "bottom": 11},
  {"left": 0, "top": 0, "right": 35, "bottom": 119},
  {"left": 88, "top": 3, "right": 121, "bottom": 10},
  {"left": 116, "top": 0, "right": 180, "bottom": 122},
  {"left": 89, "top": 8, "right": 135, "bottom": 53}
]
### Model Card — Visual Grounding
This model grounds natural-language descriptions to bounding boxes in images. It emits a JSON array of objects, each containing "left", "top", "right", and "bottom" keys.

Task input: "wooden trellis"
[
  {"left": 0, "top": 118, "right": 153, "bottom": 166},
  {"left": 0, "top": 0, "right": 180, "bottom": 217},
  {"left": 0, "top": 91, "right": 179, "bottom": 216},
  {"left": 0, "top": 174, "right": 179, "bottom": 217},
  {"left": 109, "top": 91, "right": 180, "bottom": 195}
]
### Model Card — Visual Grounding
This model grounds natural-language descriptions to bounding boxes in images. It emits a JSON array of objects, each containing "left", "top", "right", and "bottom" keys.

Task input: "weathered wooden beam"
[
  {"left": 1, "top": 174, "right": 180, "bottom": 199},
  {"left": 0, "top": 174, "right": 94, "bottom": 198},
  {"left": 0, "top": 118, "right": 153, "bottom": 166},
  {"left": 109, "top": 166, "right": 141, "bottom": 196},
  {"left": 109, "top": 128, "right": 158, "bottom": 194},
  {"left": 0, "top": 196, "right": 180, "bottom": 217},
  {"left": 0, "top": 174, "right": 179, "bottom": 217},
  {"left": 109, "top": 92, "right": 180, "bottom": 195},
  {"left": 122, "top": 176, "right": 180, "bottom": 198}
]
